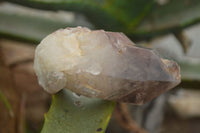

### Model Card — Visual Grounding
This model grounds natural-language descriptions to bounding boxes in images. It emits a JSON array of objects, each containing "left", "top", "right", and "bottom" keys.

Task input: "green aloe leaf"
[
  {"left": 41, "top": 89, "right": 116, "bottom": 133},
  {"left": 4, "top": 0, "right": 200, "bottom": 39},
  {"left": 0, "top": 3, "right": 79, "bottom": 43},
  {"left": 178, "top": 61, "right": 200, "bottom": 89},
  {"left": 180, "top": 61, "right": 200, "bottom": 81},
  {"left": 0, "top": 89, "right": 13, "bottom": 116},
  {"left": 4, "top": 0, "right": 154, "bottom": 34},
  {"left": 134, "top": 0, "right": 200, "bottom": 39}
]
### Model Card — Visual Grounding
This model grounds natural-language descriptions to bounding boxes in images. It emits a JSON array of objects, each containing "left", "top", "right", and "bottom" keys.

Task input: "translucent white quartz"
[{"left": 34, "top": 27, "right": 180, "bottom": 104}]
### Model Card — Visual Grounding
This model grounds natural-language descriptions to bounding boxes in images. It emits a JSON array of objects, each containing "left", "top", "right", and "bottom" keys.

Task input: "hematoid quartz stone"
[{"left": 34, "top": 27, "right": 181, "bottom": 104}]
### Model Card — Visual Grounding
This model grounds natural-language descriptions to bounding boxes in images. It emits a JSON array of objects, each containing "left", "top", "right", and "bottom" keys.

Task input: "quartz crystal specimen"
[{"left": 34, "top": 27, "right": 181, "bottom": 104}]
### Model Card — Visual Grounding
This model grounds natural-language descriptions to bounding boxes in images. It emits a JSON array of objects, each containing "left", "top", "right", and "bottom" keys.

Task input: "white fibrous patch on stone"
[{"left": 34, "top": 27, "right": 181, "bottom": 104}]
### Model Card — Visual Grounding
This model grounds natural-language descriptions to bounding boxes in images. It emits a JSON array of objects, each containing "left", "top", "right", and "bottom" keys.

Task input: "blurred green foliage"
[{"left": 3, "top": 0, "right": 200, "bottom": 40}]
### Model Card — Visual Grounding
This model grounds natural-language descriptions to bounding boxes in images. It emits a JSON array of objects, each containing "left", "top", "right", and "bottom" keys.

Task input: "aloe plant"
[
  {"left": 42, "top": 89, "right": 115, "bottom": 133},
  {"left": 4, "top": 0, "right": 154, "bottom": 34},
  {"left": 0, "top": 3, "right": 77, "bottom": 43},
  {"left": 3, "top": 0, "right": 200, "bottom": 39}
]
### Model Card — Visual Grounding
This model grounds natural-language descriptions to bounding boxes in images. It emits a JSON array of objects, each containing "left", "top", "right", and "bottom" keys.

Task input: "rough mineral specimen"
[{"left": 34, "top": 27, "right": 181, "bottom": 104}]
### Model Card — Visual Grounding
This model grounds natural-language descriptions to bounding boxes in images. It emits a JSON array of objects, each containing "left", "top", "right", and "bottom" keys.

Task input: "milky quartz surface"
[{"left": 34, "top": 27, "right": 180, "bottom": 104}]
